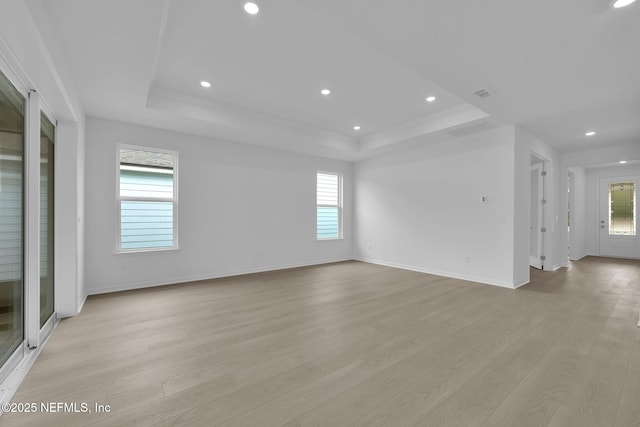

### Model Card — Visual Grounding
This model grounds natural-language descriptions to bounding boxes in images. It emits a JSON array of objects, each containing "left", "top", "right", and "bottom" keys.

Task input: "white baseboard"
[
  {"left": 87, "top": 257, "right": 352, "bottom": 295},
  {"left": 355, "top": 257, "right": 517, "bottom": 289},
  {"left": 513, "top": 278, "right": 530, "bottom": 289},
  {"left": 77, "top": 293, "right": 88, "bottom": 314}
]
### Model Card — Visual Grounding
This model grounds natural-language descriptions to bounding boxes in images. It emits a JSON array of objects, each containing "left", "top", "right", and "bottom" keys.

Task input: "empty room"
[{"left": 1, "top": 0, "right": 639, "bottom": 426}]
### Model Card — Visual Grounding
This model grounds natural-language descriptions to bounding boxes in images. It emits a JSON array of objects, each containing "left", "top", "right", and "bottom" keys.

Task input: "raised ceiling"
[{"left": 30, "top": 0, "right": 640, "bottom": 160}]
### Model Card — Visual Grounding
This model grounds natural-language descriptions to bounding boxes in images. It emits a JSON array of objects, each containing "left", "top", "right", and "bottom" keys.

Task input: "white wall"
[
  {"left": 354, "top": 126, "right": 518, "bottom": 288},
  {"left": 55, "top": 121, "right": 86, "bottom": 316},
  {"left": 568, "top": 166, "right": 587, "bottom": 260},
  {"left": 84, "top": 117, "right": 353, "bottom": 294}
]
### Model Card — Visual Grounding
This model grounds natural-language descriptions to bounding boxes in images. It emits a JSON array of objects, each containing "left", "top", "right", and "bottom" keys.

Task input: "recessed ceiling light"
[
  {"left": 200, "top": 81, "right": 211, "bottom": 88},
  {"left": 244, "top": 2, "right": 259, "bottom": 14},
  {"left": 585, "top": 131, "right": 596, "bottom": 136},
  {"left": 426, "top": 96, "right": 436, "bottom": 103},
  {"left": 321, "top": 89, "right": 331, "bottom": 96},
  {"left": 619, "top": 160, "right": 628, "bottom": 164},
  {"left": 353, "top": 125, "right": 361, "bottom": 131},
  {"left": 613, "top": 0, "right": 636, "bottom": 8}
]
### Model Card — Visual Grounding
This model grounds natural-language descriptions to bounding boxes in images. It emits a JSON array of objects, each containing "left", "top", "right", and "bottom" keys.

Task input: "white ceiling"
[{"left": 30, "top": 0, "right": 640, "bottom": 160}]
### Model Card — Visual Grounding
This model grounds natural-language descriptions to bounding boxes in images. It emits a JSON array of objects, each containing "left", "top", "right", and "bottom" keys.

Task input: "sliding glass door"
[
  {"left": 0, "top": 70, "right": 25, "bottom": 369},
  {"left": 0, "top": 65, "right": 57, "bottom": 383},
  {"left": 40, "top": 114, "right": 54, "bottom": 327}
]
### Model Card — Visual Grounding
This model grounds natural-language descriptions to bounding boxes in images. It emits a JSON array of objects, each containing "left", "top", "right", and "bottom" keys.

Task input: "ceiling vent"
[{"left": 473, "top": 87, "right": 496, "bottom": 99}]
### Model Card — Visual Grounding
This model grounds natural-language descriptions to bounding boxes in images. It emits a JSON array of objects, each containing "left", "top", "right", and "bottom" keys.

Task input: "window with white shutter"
[
  {"left": 117, "top": 146, "right": 177, "bottom": 251},
  {"left": 317, "top": 172, "right": 342, "bottom": 240}
]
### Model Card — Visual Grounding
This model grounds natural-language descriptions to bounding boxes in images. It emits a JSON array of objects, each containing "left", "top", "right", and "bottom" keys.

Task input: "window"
[
  {"left": 317, "top": 172, "right": 342, "bottom": 239},
  {"left": 118, "top": 146, "right": 177, "bottom": 251},
  {"left": 608, "top": 181, "right": 636, "bottom": 236}
]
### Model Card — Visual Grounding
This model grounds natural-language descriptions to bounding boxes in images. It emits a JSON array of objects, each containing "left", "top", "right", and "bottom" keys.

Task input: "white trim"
[
  {"left": 39, "top": 313, "right": 56, "bottom": 340},
  {"left": 530, "top": 152, "right": 550, "bottom": 270},
  {"left": 0, "top": 343, "right": 24, "bottom": 386},
  {"left": 597, "top": 175, "right": 639, "bottom": 257},
  {"left": 592, "top": 254, "right": 640, "bottom": 261},
  {"left": 316, "top": 171, "right": 343, "bottom": 240},
  {"left": 355, "top": 256, "right": 517, "bottom": 289},
  {"left": 86, "top": 257, "right": 352, "bottom": 295},
  {"left": 513, "top": 279, "right": 530, "bottom": 289},
  {"left": 76, "top": 294, "right": 88, "bottom": 316},
  {"left": 25, "top": 90, "right": 41, "bottom": 349},
  {"left": 114, "top": 247, "right": 181, "bottom": 255}
]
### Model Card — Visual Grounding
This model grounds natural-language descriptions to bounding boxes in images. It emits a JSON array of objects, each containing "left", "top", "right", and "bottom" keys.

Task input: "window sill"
[
  {"left": 316, "top": 237, "right": 343, "bottom": 242},
  {"left": 114, "top": 247, "right": 180, "bottom": 255}
]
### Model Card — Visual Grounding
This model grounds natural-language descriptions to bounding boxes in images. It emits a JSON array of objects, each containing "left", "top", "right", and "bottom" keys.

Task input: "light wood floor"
[{"left": 2, "top": 257, "right": 639, "bottom": 427}]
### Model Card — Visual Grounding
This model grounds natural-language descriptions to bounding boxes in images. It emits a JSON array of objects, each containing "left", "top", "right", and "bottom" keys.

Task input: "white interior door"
[
  {"left": 530, "top": 163, "right": 544, "bottom": 269},
  {"left": 599, "top": 176, "right": 640, "bottom": 259}
]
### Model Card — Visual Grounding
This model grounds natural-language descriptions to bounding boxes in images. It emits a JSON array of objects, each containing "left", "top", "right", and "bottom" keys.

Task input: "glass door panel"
[
  {"left": 608, "top": 181, "right": 636, "bottom": 236},
  {"left": 40, "top": 113, "right": 54, "bottom": 327},
  {"left": 0, "top": 69, "right": 25, "bottom": 368}
]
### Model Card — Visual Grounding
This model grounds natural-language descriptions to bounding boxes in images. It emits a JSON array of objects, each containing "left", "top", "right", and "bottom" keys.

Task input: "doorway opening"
[
  {"left": 567, "top": 171, "right": 574, "bottom": 262},
  {"left": 530, "top": 153, "right": 547, "bottom": 270}
]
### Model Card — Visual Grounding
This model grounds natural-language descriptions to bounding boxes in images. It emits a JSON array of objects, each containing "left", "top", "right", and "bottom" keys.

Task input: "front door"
[{"left": 599, "top": 176, "right": 640, "bottom": 259}]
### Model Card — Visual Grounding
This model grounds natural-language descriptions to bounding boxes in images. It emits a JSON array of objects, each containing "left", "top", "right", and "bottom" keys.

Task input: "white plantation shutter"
[
  {"left": 317, "top": 172, "right": 342, "bottom": 239},
  {"left": 317, "top": 173, "right": 338, "bottom": 205}
]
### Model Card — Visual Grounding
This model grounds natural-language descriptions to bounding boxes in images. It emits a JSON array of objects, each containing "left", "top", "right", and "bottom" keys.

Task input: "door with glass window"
[{"left": 599, "top": 176, "right": 640, "bottom": 259}]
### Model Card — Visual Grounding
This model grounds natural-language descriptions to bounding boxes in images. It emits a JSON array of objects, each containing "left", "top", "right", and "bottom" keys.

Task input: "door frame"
[
  {"left": 530, "top": 153, "right": 548, "bottom": 270},
  {"left": 530, "top": 163, "right": 543, "bottom": 269}
]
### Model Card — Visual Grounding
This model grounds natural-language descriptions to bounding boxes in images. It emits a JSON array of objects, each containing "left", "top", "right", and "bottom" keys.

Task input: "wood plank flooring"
[{"left": 2, "top": 257, "right": 639, "bottom": 426}]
